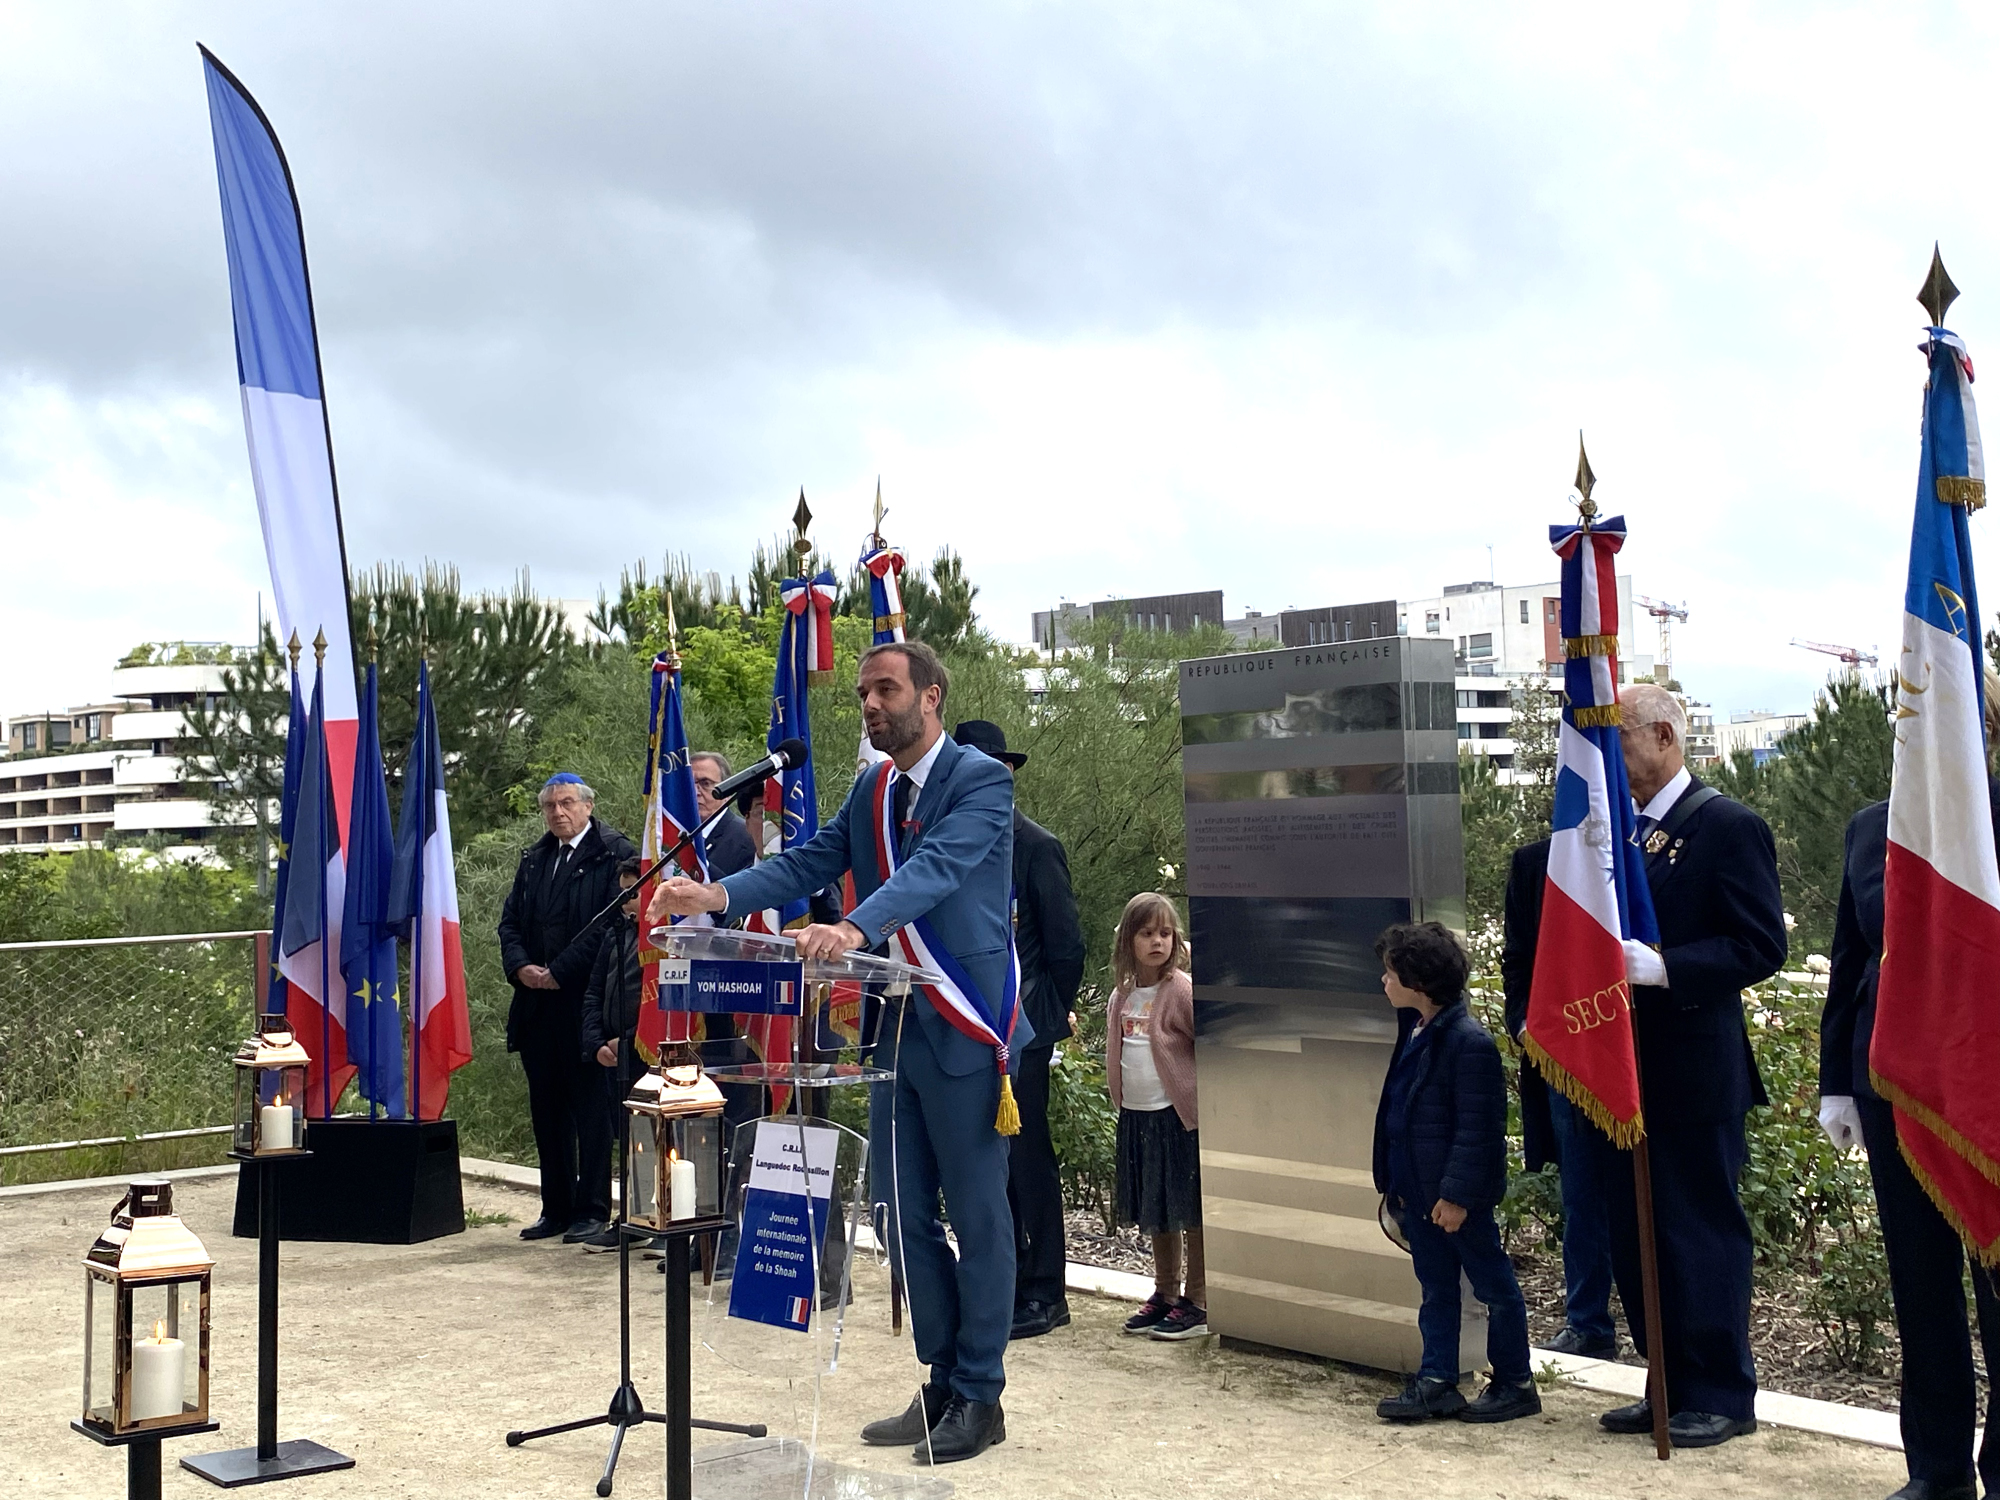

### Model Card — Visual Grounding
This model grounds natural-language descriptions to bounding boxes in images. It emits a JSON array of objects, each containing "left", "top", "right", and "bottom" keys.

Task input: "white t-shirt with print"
[{"left": 1119, "top": 983, "right": 1172, "bottom": 1112}]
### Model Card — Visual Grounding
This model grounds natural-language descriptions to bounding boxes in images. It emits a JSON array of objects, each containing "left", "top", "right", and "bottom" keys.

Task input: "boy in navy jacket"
[{"left": 1372, "top": 921, "right": 1539, "bottom": 1424}]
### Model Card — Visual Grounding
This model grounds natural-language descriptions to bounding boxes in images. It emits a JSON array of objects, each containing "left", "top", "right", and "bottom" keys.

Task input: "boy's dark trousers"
[{"left": 1401, "top": 1204, "right": 1531, "bottom": 1385}]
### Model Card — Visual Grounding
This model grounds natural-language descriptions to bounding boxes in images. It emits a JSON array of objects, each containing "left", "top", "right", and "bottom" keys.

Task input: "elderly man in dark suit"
[
  {"left": 952, "top": 720, "right": 1087, "bottom": 1341},
  {"left": 498, "top": 773, "right": 637, "bottom": 1244},
  {"left": 1822, "top": 781, "right": 2000, "bottom": 1500},
  {"left": 1588, "top": 682, "right": 1787, "bottom": 1449}
]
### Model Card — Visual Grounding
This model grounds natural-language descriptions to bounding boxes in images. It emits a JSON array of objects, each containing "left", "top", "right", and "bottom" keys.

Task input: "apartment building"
[{"left": 0, "top": 644, "right": 249, "bottom": 853}]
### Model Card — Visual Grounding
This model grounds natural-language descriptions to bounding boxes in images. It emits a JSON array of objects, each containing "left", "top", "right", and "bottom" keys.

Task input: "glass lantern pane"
[
  {"left": 232, "top": 1069, "right": 256, "bottom": 1155},
  {"left": 84, "top": 1273, "right": 116, "bottom": 1426},
  {"left": 127, "top": 1282, "right": 194, "bottom": 1423},
  {"left": 676, "top": 1117, "right": 723, "bottom": 1218},
  {"left": 628, "top": 1122, "right": 659, "bottom": 1225}
]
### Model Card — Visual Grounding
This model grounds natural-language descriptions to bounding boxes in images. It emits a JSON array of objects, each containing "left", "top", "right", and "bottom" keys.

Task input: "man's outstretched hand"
[
  {"left": 646, "top": 876, "right": 727, "bottom": 925},
  {"left": 795, "top": 922, "right": 867, "bottom": 962}
]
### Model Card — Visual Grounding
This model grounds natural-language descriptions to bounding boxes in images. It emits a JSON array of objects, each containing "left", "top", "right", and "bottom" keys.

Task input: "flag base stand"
[
  {"left": 185, "top": 1156, "right": 355, "bottom": 1488},
  {"left": 229, "top": 1115, "right": 464, "bottom": 1245},
  {"left": 505, "top": 1087, "right": 763, "bottom": 1499}
]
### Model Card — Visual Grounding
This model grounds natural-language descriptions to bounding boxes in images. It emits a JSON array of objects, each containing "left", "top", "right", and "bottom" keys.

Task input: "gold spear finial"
[
  {"left": 1574, "top": 432, "right": 1598, "bottom": 524},
  {"left": 663, "top": 586, "right": 680, "bottom": 653},
  {"left": 286, "top": 629, "right": 302, "bottom": 672},
  {"left": 792, "top": 488, "right": 813, "bottom": 574},
  {"left": 312, "top": 628, "right": 327, "bottom": 667},
  {"left": 366, "top": 608, "right": 379, "bottom": 664},
  {"left": 870, "top": 477, "right": 888, "bottom": 549},
  {"left": 1920, "top": 243, "right": 1961, "bottom": 328}
]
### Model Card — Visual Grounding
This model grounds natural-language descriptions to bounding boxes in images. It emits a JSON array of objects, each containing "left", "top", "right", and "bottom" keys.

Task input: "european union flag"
[{"left": 339, "top": 662, "right": 406, "bottom": 1116}]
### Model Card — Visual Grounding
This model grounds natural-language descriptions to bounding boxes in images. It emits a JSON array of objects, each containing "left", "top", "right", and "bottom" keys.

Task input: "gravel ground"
[{"left": 3, "top": 1173, "right": 1911, "bottom": 1500}]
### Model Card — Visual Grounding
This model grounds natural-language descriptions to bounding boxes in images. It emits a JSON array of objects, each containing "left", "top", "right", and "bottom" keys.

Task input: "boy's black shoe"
[
  {"left": 1667, "top": 1411, "right": 1755, "bottom": 1448},
  {"left": 1122, "top": 1293, "right": 1174, "bottom": 1335},
  {"left": 1010, "top": 1299, "right": 1071, "bottom": 1339},
  {"left": 1546, "top": 1326, "right": 1618, "bottom": 1359},
  {"left": 1458, "top": 1379, "right": 1542, "bottom": 1423},
  {"left": 1377, "top": 1376, "right": 1467, "bottom": 1422},
  {"left": 1599, "top": 1399, "right": 1654, "bottom": 1434},
  {"left": 862, "top": 1383, "right": 950, "bottom": 1446},
  {"left": 518, "top": 1217, "right": 563, "bottom": 1240},
  {"left": 580, "top": 1225, "right": 624, "bottom": 1252},
  {"left": 918, "top": 1396, "right": 1004, "bottom": 1464}
]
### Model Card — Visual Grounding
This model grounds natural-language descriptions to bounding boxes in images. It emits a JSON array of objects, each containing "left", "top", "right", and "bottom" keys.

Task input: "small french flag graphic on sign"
[{"left": 788, "top": 1296, "right": 812, "bottom": 1327}]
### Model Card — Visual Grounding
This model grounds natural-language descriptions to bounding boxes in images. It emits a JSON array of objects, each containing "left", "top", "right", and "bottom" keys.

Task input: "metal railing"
[{"left": 0, "top": 930, "right": 263, "bottom": 1183}]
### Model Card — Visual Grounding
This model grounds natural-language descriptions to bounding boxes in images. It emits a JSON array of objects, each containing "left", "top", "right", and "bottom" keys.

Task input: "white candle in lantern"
[
  {"left": 131, "top": 1321, "right": 185, "bottom": 1421},
  {"left": 669, "top": 1151, "right": 696, "bottom": 1221},
  {"left": 260, "top": 1100, "right": 294, "bottom": 1151}
]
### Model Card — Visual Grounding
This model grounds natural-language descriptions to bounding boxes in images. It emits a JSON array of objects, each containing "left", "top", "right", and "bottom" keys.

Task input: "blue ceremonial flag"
[
  {"left": 639, "top": 649, "right": 711, "bottom": 1056},
  {"left": 265, "top": 661, "right": 306, "bottom": 1017},
  {"left": 276, "top": 663, "right": 354, "bottom": 1115},
  {"left": 339, "top": 663, "right": 406, "bottom": 1117},
  {"left": 763, "top": 573, "right": 836, "bottom": 928}
]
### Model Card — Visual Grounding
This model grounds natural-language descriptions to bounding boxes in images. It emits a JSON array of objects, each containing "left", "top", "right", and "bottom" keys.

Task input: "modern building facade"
[
  {"left": 1032, "top": 590, "right": 1225, "bottom": 649},
  {"left": 0, "top": 645, "right": 250, "bottom": 853}
]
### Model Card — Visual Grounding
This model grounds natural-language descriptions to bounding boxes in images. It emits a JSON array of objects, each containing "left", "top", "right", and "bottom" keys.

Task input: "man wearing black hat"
[{"left": 954, "top": 720, "right": 1086, "bottom": 1340}]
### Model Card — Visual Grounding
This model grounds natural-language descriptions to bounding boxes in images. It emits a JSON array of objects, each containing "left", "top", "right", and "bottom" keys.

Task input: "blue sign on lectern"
[{"left": 660, "top": 957, "right": 803, "bottom": 1015}]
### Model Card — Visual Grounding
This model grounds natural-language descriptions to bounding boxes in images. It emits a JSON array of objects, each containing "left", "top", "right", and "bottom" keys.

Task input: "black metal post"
[
  {"left": 128, "top": 1437, "right": 162, "bottom": 1500},
  {"left": 666, "top": 1237, "right": 693, "bottom": 1500},
  {"left": 257, "top": 1159, "right": 279, "bottom": 1461}
]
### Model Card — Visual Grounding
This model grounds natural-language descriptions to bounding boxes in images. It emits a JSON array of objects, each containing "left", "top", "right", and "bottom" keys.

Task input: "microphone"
[{"left": 710, "top": 738, "right": 809, "bottom": 803}]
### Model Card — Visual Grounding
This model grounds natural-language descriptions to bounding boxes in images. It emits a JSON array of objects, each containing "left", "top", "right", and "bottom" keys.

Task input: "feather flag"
[
  {"left": 201, "top": 48, "right": 359, "bottom": 846},
  {"left": 636, "top": 648, "right": 710, "bottom": 1062},
  {"left": 387, "top": 661, "right": 473, "bottom": 1120},
  {"left": 1873, "top": 296, "right": 2000, "bottom": 1262},
  {"left": 1524, "top": 464, "right": 1660, "bottom": 1145}
]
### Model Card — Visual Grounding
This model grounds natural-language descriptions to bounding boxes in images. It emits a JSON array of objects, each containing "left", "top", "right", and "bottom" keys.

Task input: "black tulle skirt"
[{"left": 1114, "top": 1106, "right": 1202, "bottom": 1235}]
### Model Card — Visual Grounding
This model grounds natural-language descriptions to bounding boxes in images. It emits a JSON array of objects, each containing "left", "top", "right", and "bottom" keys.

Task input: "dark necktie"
[
  {"left": 1636, "top": 815, "right": 1659, "bottom": 850},
  {"left": 892, "top": 774, "right": 914, "bottom": 850},
  {"left": 548, "top": 841, "right": 572, "bottom": 894}
]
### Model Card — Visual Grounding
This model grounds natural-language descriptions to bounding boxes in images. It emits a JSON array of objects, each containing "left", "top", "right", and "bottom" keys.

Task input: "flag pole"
[
  {"left": 411, "top": 654, "right": 427, "bottom": 1122},
  {"left": 314, "top": 629, "right": 333, "bottom": 1120},
  {"left": 365, "top": 622, "right": 379, "bottom": 1124},
  {"left": 1576, "top": 446, "right": 1672, "bottom": 1462}
]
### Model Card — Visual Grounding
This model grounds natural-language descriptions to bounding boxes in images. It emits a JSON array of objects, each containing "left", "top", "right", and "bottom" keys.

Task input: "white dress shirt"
[
  {"left": 1638, "top": 765, "right": 1693, "bottom": 825},
  {"left": 1625, "top": 765, "right": 1690, "bottom": 989},
  {"left": 897, "top": 730, "right": 949, "bottom": 821}
]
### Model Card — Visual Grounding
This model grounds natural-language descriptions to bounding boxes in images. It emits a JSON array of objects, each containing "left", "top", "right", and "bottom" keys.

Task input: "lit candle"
[
  {"left": 669, "top": 1150, "right": 696, "bottom": 1221},
  {"left": 131, "top": 1319, "right": 185, "bottom": 1421},
  {"left": 260, "top": 1096, "right": 293, "bottom": 1151}
]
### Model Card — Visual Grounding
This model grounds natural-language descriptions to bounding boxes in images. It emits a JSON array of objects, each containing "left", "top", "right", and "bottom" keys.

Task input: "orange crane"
[
  {"left": 1632, "top": 594, "right": 1689, "bottom": 684},
  {"left": 1790, "top": 638, "right": 1879, "bottom": 669}
]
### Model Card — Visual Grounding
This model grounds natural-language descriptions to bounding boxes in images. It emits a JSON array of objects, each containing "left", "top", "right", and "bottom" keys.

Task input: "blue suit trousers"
[{"left": 875, "top": 1003, "right": 1014, "bottom": 1404}]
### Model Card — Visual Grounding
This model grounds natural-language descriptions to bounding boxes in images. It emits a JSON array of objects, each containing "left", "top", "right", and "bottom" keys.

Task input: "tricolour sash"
[{"left": 870, "top": 761, "right": 1023, "bottom": 1135}]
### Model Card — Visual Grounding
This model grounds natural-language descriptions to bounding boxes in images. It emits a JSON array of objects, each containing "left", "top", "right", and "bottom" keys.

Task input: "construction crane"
[
  {"left": 1632, "top": 594, "right": 1689, "bottom": 685},
  {"left": 1791, "top": 638, "right": 1879, "bottom": 670}
]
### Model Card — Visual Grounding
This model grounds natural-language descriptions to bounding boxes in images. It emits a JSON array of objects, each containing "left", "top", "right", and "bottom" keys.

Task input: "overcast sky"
[{"left": 6, "top": 3, "right": 2000, "bottom": 720}]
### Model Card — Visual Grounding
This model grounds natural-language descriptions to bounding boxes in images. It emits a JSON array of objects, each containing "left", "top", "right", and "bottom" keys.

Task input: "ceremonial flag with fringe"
[
  {"left": 861, "top": 545, "right": 907, "bottom": 646},
  {"left": 1873, "top": 321, "right": 2000, "bottom": 1262},
  {"left": 338, "top": 662, "right": 406, "bottom": 1116},
  {"left": 277, "top": 665, "right": 355, "bottom": 1115},
  {"left": 265, "top": 661, "right": 306, "bottom": 1017},
  {"left": 636, "top": 649, "right": 709, "bottom": 1061},
  {"left": 1524, "top": 513, "right": 1660, "bottom": 1145},
  {"left": 387, "top": 661, "right": 473, "bottom": 1120}
]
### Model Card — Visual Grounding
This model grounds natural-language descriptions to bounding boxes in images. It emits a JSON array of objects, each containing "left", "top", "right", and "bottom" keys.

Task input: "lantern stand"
[
  {"left": 183, "top": 1017, "right": 355, "bottom": 1487},
  {"left": 505, "top": 1053, "right": 765, "bottom": 1499},
  {"left": 72, "top": 1415, "right": 223, "bottom": 1500}
]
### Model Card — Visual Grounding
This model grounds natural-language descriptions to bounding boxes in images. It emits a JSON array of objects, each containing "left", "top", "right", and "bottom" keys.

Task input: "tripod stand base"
[
  {"left": 506, "top": 1384, "right": 766, "bottom": 1498},
  {"left": 180, "top": 1438, "right": 355, "bottom": 1488}
]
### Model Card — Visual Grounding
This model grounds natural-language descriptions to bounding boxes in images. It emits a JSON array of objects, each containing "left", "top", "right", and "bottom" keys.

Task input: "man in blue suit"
[{"left": 649, "top": 640, "right": 1027, "bottom": 1465}]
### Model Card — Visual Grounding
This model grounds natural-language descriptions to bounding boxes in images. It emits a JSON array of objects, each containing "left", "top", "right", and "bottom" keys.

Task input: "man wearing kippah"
[{"left": 498, "top": 773, "right": 637, "bottom": 1243}]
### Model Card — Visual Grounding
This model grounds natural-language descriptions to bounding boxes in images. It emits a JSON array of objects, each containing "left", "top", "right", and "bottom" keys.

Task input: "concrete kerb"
[{"left": 8, "top": 1157, "right": 1909, "bottom": 1456}]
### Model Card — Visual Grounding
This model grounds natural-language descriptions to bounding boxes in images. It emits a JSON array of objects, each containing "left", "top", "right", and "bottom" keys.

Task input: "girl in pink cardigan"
[{"left": 1106, "top": 892, "right": 1205, "bottom": 1340}]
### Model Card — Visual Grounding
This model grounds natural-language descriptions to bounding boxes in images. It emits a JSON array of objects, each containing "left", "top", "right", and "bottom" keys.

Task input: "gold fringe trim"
[
  {"left": 1571, "top": 704, "right": 1623, "bottom": 729},
  {"left": 1524, "top": 1034, "right": 1645, "bottom": 1149},
  {"left": 1937, "top": 475, "right": 1988, "bottom": 512},
  {"left": 995, "top": 1072, "right": 1021, "bottom": 1136},
  {"left": 1564, "top": 633, "right": 1620, "bottom": 658},
  {"left": 1870, "top": 1067, "right": 2000, "bottom": 1266},
  {"left": 874, "top": 611, "right": 906, "bottom": 632}
]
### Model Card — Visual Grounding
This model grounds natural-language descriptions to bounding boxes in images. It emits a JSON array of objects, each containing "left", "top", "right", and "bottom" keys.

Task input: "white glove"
[
  {"left": 1818, "top": 1095, "right": 1864, "bottom": 1151},
  {"left": 1622, "top": 940, "right": 1668, "bottom": 988}
]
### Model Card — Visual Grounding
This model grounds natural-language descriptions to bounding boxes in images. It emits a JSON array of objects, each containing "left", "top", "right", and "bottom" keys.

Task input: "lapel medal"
[{"left": 1644, "top": 828, "right": 1669, "bottom": 855}]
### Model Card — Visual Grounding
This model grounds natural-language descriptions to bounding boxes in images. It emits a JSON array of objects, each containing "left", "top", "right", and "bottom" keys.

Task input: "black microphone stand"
[{"left": 503, "top": 796, "right": 770, "bottom": 1496}]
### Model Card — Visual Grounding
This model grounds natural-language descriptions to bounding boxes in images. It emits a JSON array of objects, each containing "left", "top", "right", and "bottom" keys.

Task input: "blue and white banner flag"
[{"left": 729, "top": 1123, "right": 838, "bottom": 1332}]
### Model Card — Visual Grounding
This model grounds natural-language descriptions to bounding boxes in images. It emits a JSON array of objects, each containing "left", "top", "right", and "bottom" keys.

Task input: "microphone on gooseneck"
[{"left": 712, "top": 738, "right": 809, "bottom": 803}]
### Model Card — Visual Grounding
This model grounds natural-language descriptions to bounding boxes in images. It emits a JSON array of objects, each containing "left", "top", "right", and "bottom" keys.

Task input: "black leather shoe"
[
  {"left": 1886, "top": 1481, "right": 1978, "bottom": 1500},
  {"left": 861, "top": 1384, "right": 949, "bottom": 1446},
  {"left": 1377, "top": 1376, "right": 1467, "bottom": 1422},
  {"left": 1010, "top": 1299, "right": 1072, "bottom": 1340},
  {"left": 1669, "top": 1411, "right": 1756, "bottom": 1448},
  {"left": 1599, "top": 1399, "right": 1654, "bottom": 1434},
  {"left": 1458, "top": 1379, "right": 1543, "bottom": 1423},
  {"left": 1546, "top": 1326, "right": 1618, "bottom": 1359},
  {"left": 561, "top": 1218, "right": 609, "bottom": 1244},
  {"left": 918, "top": 1396, "right": 1005, "bottom": 1463},
  {"left": 518, "top": 1217, "right": 563, "bottom": 1241}
]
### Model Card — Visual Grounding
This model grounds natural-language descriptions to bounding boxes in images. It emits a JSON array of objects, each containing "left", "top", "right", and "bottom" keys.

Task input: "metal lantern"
[
  {"left": 231, "top": 1013, "right": 309, "bottom": 1157},
  {"left": 81, "top": 1177, "right": 214, "bottom": 1436},
  {"left": 624, "top": 1062, "right": 727, "bottom": 1231}
]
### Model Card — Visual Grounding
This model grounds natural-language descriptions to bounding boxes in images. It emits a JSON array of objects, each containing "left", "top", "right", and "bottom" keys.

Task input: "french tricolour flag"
[
  {"left": 202, "top": 47, "right": 359, "bottom": 845},
  {"left": 1873, "top": 325, "right": 2000, "bottom": 1261},
  {"left": 1524, "top": 507, "right": 1659, "bottom": 1146},
  {"left": 787, "top": 1296, "right": 812, "bottom": 1328},
  {"left": 389, "top": 662, "right": 473, "bottom": 1121}
]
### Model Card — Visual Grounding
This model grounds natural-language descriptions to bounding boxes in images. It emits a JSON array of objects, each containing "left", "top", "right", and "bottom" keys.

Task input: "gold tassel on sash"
[{"left": 995, "top": 1072, "right": 1022, "bottom": 1136}]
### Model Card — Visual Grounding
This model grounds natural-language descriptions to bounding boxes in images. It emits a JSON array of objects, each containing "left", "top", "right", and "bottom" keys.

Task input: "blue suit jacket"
[{"left": 717, "top": 734, "right": 1032, "bottom": 1078}]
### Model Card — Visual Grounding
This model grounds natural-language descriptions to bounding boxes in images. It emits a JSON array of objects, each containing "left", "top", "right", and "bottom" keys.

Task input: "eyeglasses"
[{"left": 693, "top": 778, "right": 719, "bottom": 792}]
